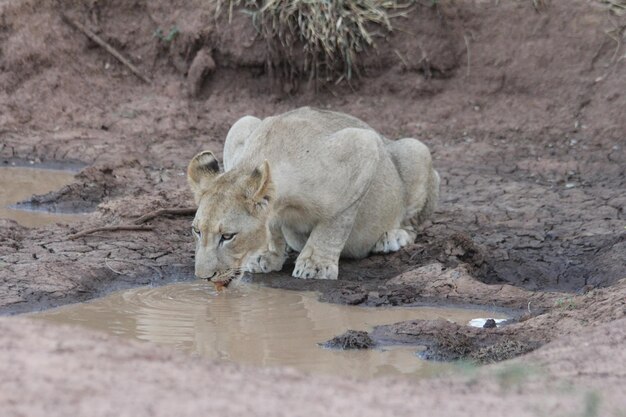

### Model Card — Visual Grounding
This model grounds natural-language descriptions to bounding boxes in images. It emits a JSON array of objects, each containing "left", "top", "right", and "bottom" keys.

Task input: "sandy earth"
[
  {"left": 1, "top": 316, "right": 625, "bottom": 417},
  {"left": 0, "top": 0, "right": 625, "bottom": 414}
]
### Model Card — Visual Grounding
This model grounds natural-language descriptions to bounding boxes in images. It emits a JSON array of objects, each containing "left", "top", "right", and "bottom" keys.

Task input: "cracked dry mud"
[{"left": 0, "top": 0, "right": 625, "bottom": 415}]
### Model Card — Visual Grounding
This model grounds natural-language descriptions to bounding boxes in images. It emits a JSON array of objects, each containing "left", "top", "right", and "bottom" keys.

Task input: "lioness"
[{"left": 188, "top": 107, "right": 439, "bottom": 284}]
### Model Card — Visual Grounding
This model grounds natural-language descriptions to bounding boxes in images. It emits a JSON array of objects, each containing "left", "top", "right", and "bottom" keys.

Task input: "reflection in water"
[
  {"left": 0, "top": 166, "right": 85, "bottom": 227},
  {"left": 33, "top": 282, "right": 508, "bottom": 379}
]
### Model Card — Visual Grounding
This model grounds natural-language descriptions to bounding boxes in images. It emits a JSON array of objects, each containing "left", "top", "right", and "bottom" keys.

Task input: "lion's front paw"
[
  {"left": 245, "top": 250, "right": 286, "bottom": 274},
  {"left": 293, "top": 253, "right": 338, "bottom": 280},
  {"left": 372, "top": 229, "right": 413, "bottom": 254}
]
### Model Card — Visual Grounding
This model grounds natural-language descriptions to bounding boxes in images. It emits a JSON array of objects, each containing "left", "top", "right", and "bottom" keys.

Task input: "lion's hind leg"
[{"left": 375, "top": 137, "right": 439, "bottom": 253}]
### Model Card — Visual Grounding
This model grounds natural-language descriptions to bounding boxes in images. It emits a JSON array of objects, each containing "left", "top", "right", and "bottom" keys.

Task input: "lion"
[{"left": 187, "top": 107, "right": 439, "bottom": 285}]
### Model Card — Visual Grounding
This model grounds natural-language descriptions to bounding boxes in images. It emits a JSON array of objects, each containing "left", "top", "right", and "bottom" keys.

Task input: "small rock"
[
  {"left": 545, "top": 231, "right": 558, "bottom": 241},
  {"left": 321, "top": 330, "right": 374, "bottom": 350},
  {"left": 483, "top": 319, "right": 497, "bottom": 329},
  {"left": 468, "top": 318, "right": 506, "bottom": 328},
  {"left": 319, "top": 286, "right": 367, "bottom": 305}
]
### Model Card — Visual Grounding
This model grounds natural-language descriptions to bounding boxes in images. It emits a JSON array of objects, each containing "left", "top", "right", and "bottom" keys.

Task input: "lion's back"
[{"left": 242, "top": 107, "right": 374, "bottom": 162}]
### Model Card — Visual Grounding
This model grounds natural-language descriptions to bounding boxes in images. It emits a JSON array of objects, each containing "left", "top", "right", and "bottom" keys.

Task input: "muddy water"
[
  {"left": 0, "top": 166, "right": 85, "bottom": 226},
  {"left": 33, "top": 282, "right": 508, "bottom": 379}
]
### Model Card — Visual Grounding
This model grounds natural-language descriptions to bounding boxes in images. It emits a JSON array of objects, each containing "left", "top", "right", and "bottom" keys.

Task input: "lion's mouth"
[
  {"left": 211, "top": 277, "right": 231, "bottom": 290},
  {"left": 209, "top": 269, "right": 244, "bottom": 289}
]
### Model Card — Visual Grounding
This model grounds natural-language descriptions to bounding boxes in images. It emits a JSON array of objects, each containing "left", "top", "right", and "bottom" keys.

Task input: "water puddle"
[
  {"left": 32, "top": 282, "right": 508, "bottom": 379},
  {"left": 0, "top": 166, "right": 86, "bottom": 227}
]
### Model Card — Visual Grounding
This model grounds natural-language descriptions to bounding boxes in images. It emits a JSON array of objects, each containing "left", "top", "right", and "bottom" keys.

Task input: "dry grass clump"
[{"left": 214, "top": 0, "right": 415, "bottom": 83}]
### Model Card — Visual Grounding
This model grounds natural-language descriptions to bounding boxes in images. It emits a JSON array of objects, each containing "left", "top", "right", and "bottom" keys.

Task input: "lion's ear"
[
  {"left": 248, "top": 160, "right": 274, "bottom": 210},
  {"left": 187, "top": 151, "right": 220, "bottom": 204}
]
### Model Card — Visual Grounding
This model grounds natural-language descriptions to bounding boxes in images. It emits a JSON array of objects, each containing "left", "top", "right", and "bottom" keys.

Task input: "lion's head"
[{"left": 187, "top": 151, "right": 274, "bottom": 285}]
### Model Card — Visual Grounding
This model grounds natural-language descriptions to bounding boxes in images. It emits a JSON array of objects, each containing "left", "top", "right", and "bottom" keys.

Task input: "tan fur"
[{"left": 188, "top": 107, "right": 439, "bottom": 282}]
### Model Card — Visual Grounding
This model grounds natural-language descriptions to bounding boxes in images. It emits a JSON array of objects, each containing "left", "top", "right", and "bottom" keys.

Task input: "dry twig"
[
  {"left": 68, "top": 225, "right": 154, "bottom": 240},
  {"left": 68, "top": 207, "right": 195, "bottom": 240},
  {"left": 464, "top": 34, "right": 471, "bottom": 78},
  {"left": 60, "top": 13, "right": 152, "bottom": 84},
  {"left": 104, "top": 258, "right": 124, "bottom": 275},
  {"left": 133, "top": 207, "right": 196, "bottom": 224},
  {"left": 104, "top": 258, "right": 164, "bottom": 278}
]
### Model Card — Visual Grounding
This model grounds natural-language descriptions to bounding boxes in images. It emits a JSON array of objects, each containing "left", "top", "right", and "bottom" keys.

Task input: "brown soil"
[
  {"left": 1, "top": 316, "right": 625, "bottom": 417},
  {"left": 0, "top": 0, "right": 625, "bottom": 412}
]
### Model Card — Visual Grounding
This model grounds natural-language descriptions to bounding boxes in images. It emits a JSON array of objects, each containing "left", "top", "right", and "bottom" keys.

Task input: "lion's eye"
[
  {"left": 219, "top": 233, "right": 236, "bottom": 245},
  {"left": 192, "top": 226, "right": 201, "bottom": 237}
]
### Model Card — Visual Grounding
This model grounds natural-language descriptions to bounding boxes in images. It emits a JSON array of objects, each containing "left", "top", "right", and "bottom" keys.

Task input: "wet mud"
[
  {"left": 322, "top": 330, "right": 375, "bottom": 350},
  {"left": 370, "top": 319, "right": 542, "bottom": 363}
]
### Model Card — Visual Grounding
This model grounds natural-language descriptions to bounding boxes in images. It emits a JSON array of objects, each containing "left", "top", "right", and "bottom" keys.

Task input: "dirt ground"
[
  {"left": 0, "top": 0, "right": 625, "bottom": 413},
  {"left": 1, "top": 315, "right": 625, "bottom": 417}
]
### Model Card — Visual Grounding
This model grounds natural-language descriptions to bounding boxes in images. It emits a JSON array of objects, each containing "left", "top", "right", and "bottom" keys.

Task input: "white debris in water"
[{"left": 468, "top": 318, "right": 507, "bottom": 328}]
